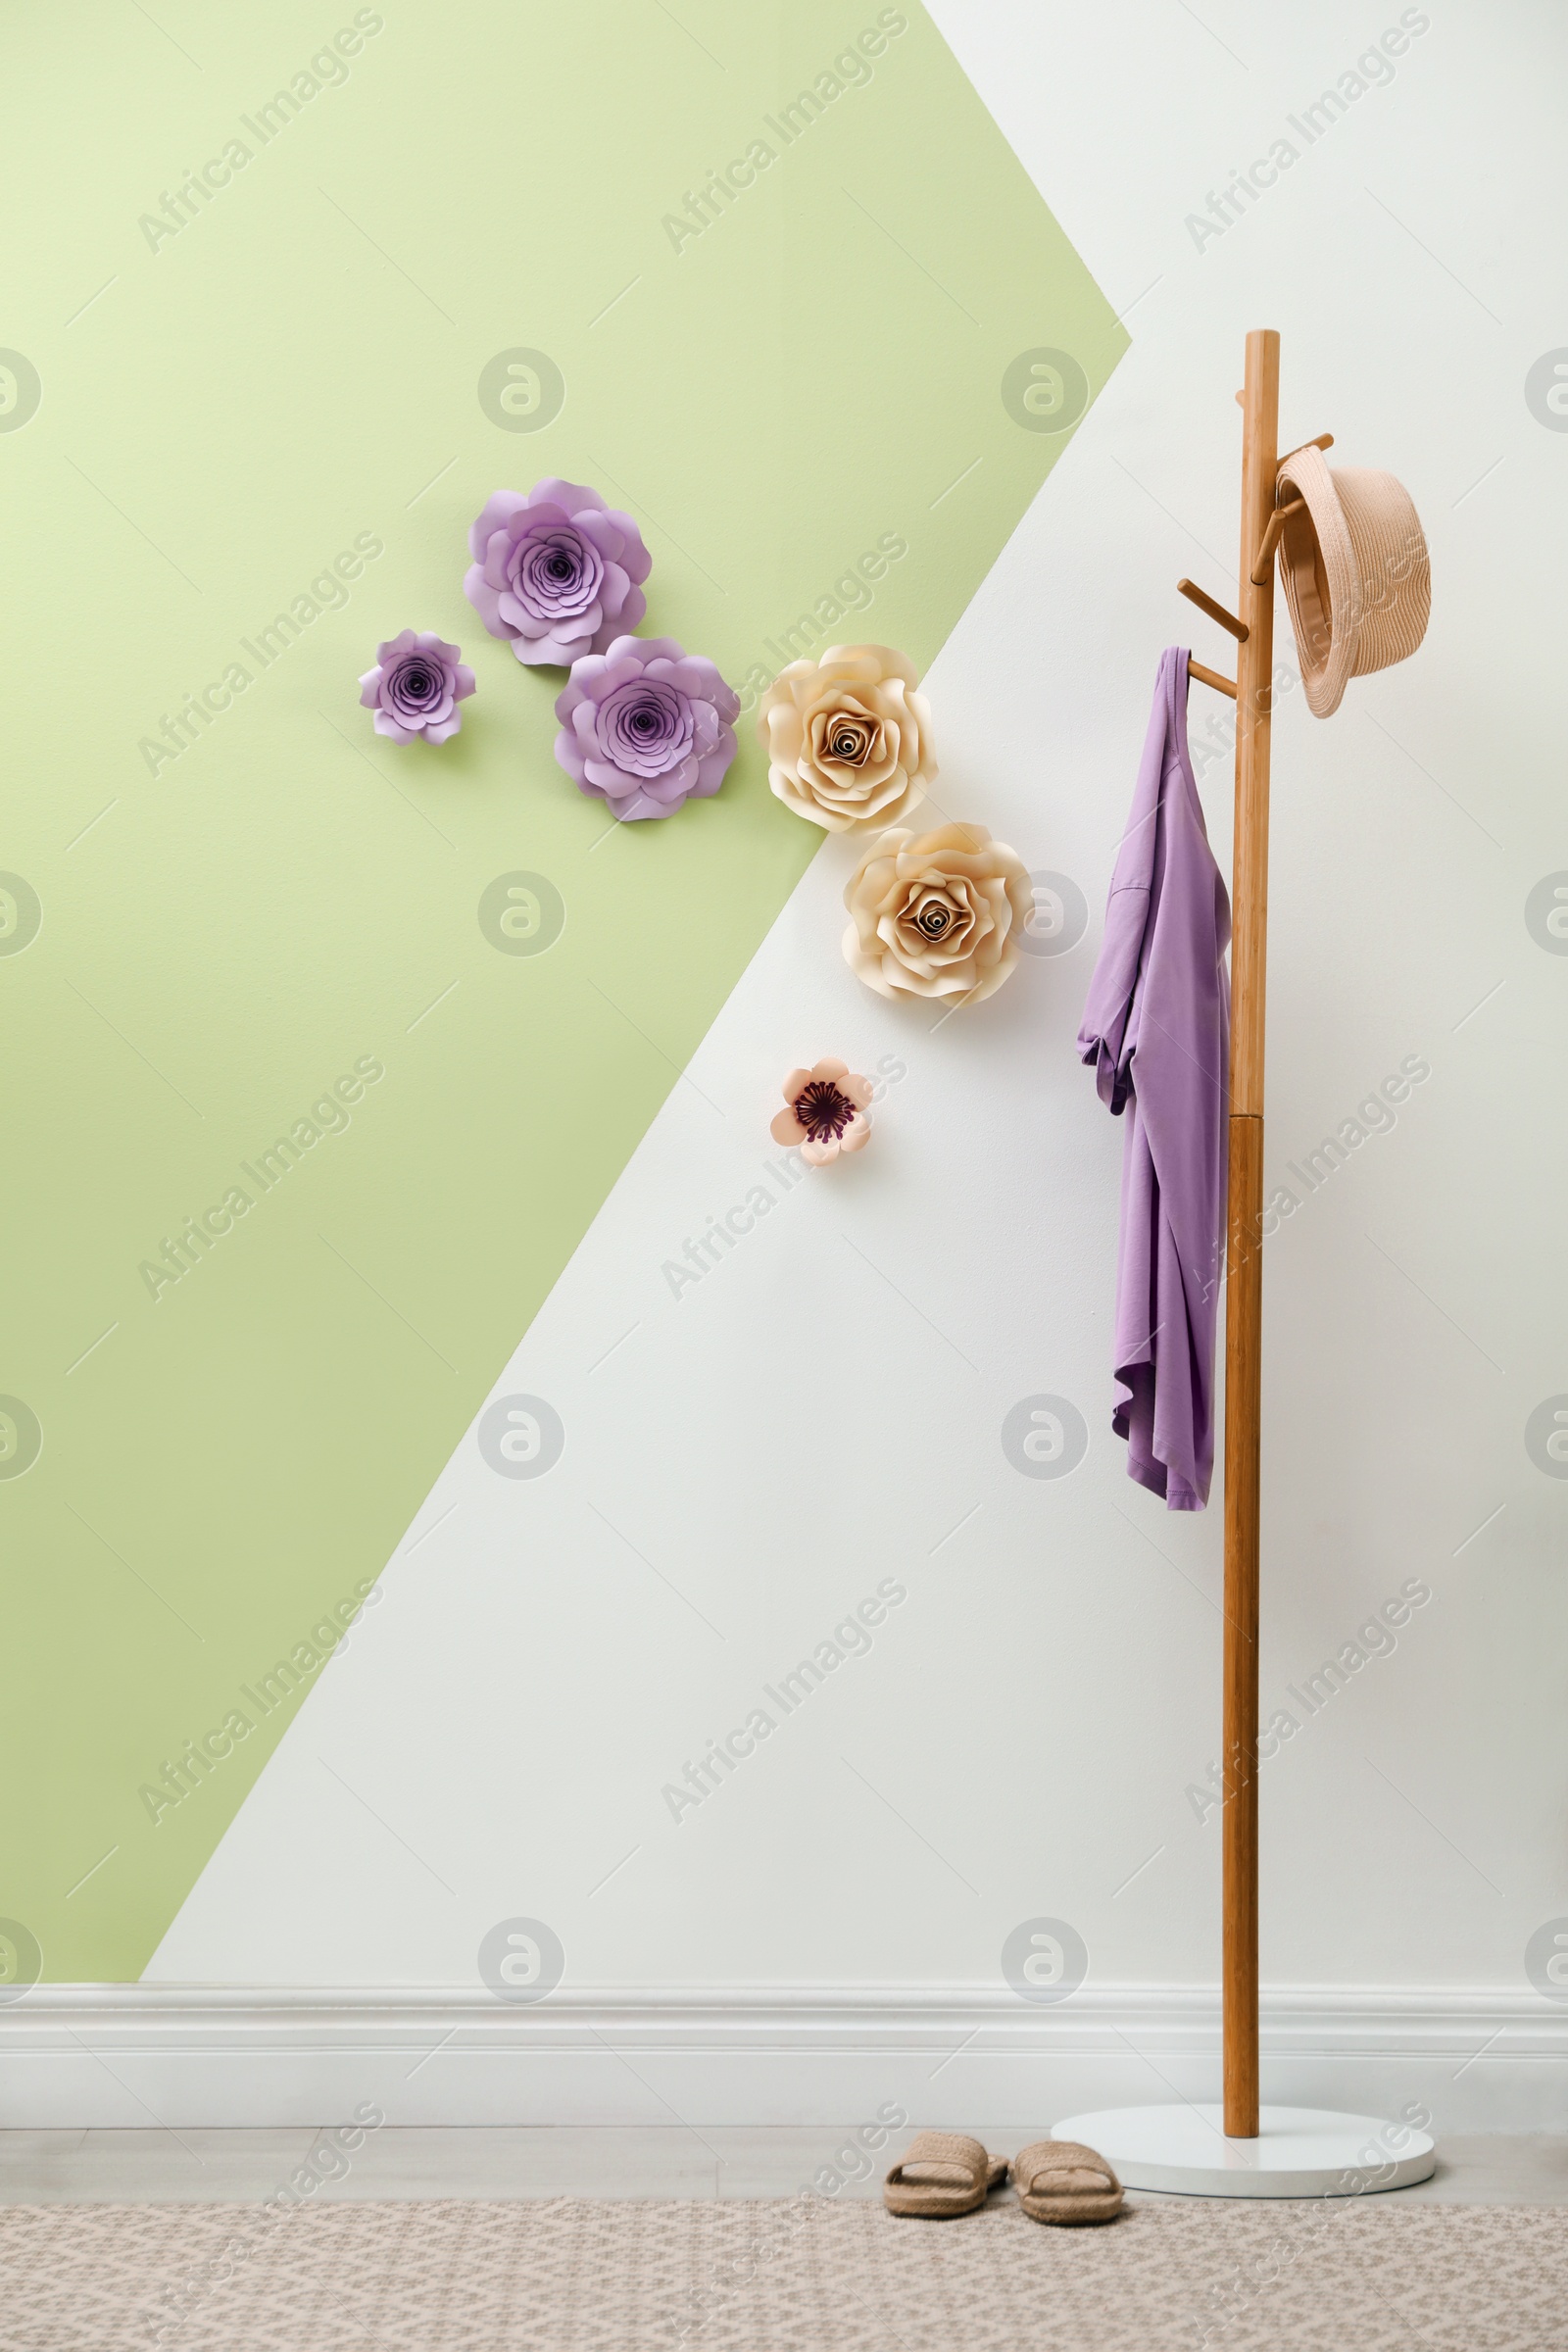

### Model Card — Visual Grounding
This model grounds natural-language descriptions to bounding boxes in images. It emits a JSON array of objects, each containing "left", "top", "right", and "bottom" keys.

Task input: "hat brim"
[{"left": 1275, "top": 446, "right": 1356, "bottom": 718}]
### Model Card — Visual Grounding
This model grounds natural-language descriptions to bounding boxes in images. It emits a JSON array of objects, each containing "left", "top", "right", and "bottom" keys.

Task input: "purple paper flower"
[
  {"left": 554, "top": 635, "right": 740, "bottom": 822},
  {"left": 464, "top": 479, "right": 652, "bottom": 667},
  {"left": 359, "top": 630, "right": 475, "bottom": 746}
]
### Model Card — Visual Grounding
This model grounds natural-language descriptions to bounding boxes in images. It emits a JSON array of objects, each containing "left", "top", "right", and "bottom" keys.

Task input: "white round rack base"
[{"left": 1052, "top": 2105, "right": 1437, "bottom": 2199}]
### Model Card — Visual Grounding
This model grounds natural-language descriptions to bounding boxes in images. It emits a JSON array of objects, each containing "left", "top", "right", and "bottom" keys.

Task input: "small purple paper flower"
[
  {"left": 465, "top": 479, "right": 652, "bottom": 667},
  {"left": 359, "top": 630, "right": 475, "bottom": 746},
  {"left": 554, "top": 635, "right": 740, "bottom": 822}
]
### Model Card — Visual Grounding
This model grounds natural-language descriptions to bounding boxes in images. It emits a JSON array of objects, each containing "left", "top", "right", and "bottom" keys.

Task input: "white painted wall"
[{"left": 146, "top": 0, "right": 1568, "bottom": 2123}]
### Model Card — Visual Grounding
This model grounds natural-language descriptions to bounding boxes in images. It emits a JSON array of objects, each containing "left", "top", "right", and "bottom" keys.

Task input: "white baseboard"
[{"left": 1, "top": 1984, "right": 1562, "bottom": 2132}]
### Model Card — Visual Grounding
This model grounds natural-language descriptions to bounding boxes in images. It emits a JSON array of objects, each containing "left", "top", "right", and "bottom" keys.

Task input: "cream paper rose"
[
  {"left": 758, "top": 645, "right": 934, "bottom": 831},
  {"left": 843, "top": 823, "right": 1032, "bottom": 1004}
]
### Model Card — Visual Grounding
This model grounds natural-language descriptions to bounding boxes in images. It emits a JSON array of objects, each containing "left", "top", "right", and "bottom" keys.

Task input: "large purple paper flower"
[
  {"left": 554, "top": 636, "right": 740, "bottom": 823},
  {"left": 464, "top": 479, "right": 652, "bottom": 666},
  {"left": 359, "top": 629, "right": 475, "bottom": 746}
]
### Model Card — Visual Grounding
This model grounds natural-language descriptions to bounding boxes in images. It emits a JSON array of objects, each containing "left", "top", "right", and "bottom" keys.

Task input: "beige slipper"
[
  {"left": 1012, "top": 2138, "right": 1123, "bottom": 2225},
  {"left": 883, "top": 2132, "right": 1009, "bottom": 2218}
]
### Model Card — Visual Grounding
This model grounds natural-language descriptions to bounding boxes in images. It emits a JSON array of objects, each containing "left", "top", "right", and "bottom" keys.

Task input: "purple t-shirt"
[{"left": 1077, "top": 648, "right": 1231, "bottom": 1509}]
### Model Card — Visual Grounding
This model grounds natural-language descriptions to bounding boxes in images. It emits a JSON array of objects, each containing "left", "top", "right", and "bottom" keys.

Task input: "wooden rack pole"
[{"left": 1222, "top": 327, "right": 1279, "bottom": 2139}]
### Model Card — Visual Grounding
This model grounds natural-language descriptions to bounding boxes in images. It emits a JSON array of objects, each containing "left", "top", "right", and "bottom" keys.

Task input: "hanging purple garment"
[{"left": 1077, "top": 648, "right": 1231, "bottom": 1510}]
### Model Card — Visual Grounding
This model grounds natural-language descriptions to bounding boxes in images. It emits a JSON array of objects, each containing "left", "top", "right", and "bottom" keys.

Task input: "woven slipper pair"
[{"left": 884, "top": 2132, "right": 1122, "bottom": 2225}]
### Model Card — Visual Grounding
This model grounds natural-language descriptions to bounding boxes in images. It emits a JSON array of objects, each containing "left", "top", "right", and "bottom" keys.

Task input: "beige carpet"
[{"left": 2, "top": 2192, "right": 1563, "bottom": 2349}]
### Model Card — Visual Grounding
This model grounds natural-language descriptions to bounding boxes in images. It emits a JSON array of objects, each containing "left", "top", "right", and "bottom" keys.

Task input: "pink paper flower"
[
  {"left": 359, "top": 630, "right": 474, "bottom": 746},
  {"left": 769, "top": 1058, "right": 873, "bottom": 1165},
  {"left": 465, "top": 480, "right": 652, "bottom": 666}
]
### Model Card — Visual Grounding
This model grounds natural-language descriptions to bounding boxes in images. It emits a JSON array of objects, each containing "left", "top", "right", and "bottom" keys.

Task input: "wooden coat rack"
[
  {"left": 1055, "top": 332, "right": 1437, "bottom": 2191},
  {"left": 1177, "top": 326, "right": 1295, "bottom": 2139},
  {"left": 1183, "top": 330, "right": 1353, "bottom": 2137}
]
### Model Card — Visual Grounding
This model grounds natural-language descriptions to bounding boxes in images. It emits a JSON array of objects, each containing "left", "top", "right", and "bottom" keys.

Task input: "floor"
[
  {"left": 12, "top": 2184, "right": 1566, "bottom": 2352},
  {"left": 2, "top": 2127, "right": 1565, "bottom": 2206}
]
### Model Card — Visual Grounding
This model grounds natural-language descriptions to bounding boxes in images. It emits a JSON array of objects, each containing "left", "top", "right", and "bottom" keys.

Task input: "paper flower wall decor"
[
  {"left": 770, "top": 1058, "right": 873, "bottom": 1165},
  {"left": 555, "top": 635, "right": 740, "bottom": 822},
  {"left": 844, "top": 823, "right": 1032, "bottom": 1004},
  {"left": 465, "top": 480, "right": 652, "bottom": 666},
  {"left": 359, "top": 630, "right": 475, "bottom": 745},
  {"left": 758, "top": 644, "right": 935, "bottom": 831}
]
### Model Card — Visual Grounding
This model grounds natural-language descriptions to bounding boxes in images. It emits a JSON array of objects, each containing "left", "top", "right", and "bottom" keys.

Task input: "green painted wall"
[{"left": 0, "top": 0, "right": 1123, "bottom": 1981}]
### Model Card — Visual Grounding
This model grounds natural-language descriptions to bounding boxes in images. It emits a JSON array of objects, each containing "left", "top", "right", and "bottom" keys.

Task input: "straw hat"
[{"left": 1273, "top": 445, "right": 1430, "bottom": 717}]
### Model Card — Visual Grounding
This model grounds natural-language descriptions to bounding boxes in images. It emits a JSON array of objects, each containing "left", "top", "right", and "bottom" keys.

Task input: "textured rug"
[{"left": 2, "top": 2193, "right": 1564, "bottom": 2350}]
